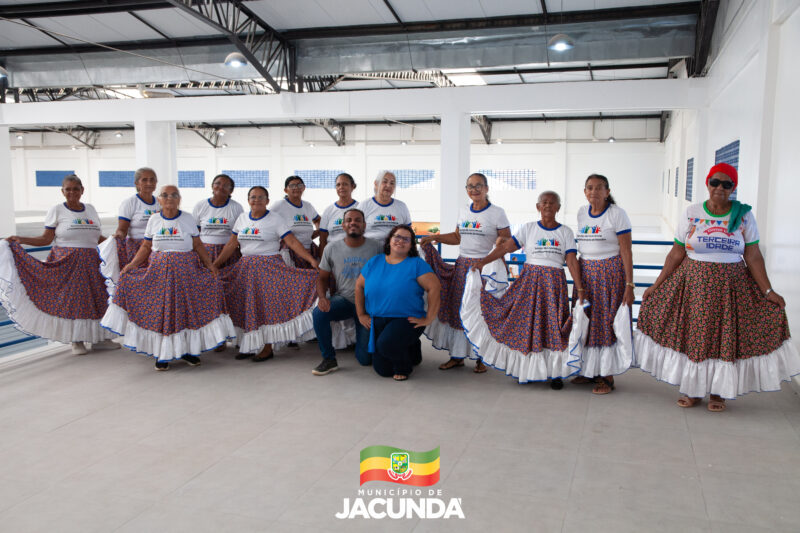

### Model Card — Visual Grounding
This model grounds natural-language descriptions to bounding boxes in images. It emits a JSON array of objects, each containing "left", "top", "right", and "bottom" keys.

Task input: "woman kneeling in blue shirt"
[{"left": 356, "top": 225, "right": 441, "bottom": 381}]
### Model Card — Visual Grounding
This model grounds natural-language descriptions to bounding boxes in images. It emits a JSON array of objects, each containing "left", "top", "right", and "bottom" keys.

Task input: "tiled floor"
[{"left": 0, "top": 340, "right": 799, "bottom": 533}]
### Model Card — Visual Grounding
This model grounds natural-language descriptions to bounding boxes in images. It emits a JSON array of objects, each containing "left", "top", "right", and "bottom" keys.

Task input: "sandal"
[
  {"left": 473, "top": 360, "right": 487, "bottom": 373},
  {"left": 393, "top": 374, "right": 408, "bottom": 381},
  {"left": 677, "top": 396, "right": 701, "bottom": 408},
  {"left": 214, "top": 343, "right": 226, "bottom": 353},
  {"left": 570, "top": 376, "right": 594, "bottom": 385},
  {"left": 439, "top": 358, "right": 465, "bottom": 370},
  {"left": 707, "top": 395, "right": 726, "bottom": 412},
  {"left": 592, "top": 377, "right": 615, "bottom": 395}
]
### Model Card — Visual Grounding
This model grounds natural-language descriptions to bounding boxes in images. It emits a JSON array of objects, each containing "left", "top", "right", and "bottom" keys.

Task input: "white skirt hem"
[{"left": 633, "top": 331, "right": 800, "bottom": 399}]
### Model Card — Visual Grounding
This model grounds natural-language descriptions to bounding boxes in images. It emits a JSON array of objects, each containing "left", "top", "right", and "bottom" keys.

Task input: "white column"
[
  {"left": 439, "top": 111, "right": 471, "bottom": 241},
  {"left": 135, "top": 120, "right": 178, "bottom": 185},
  {"left": 0, "top": 127, "right": 17, "bottom": 236}
]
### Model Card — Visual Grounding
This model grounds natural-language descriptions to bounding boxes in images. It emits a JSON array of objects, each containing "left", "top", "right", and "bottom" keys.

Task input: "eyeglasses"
[
  {"left": 159, "top": 193, "right": 180, "bottom": 199},
  {"left": 709, "top": 178, "right": 734, "bottom": 190},
  {"left": 248, "top": 195, "right": 267, "bottom": 201},
  {"left": 286, "top": 183, "right": 305, "bottom": 190},
  {"left": 465, "top": 184, "right": 485, "bottom": 191},
  {"left": 391, "top": 234, "right": 412, "bottom": 243}
]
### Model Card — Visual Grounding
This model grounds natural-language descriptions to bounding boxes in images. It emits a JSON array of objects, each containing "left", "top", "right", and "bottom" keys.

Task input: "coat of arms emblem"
[{"left": 388, "top": 452, "right": 413, "bottom": 481}]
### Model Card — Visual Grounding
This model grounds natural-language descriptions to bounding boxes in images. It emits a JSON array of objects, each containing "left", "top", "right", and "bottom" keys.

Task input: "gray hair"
[
  {"left": 374, "top": 170, "right": 396, "bottom": 185},
  {"left": 62, "top": 174, "right": 83, "bottom": 188},
  {"left": 134, "top": 167, "right": 157, "bottom": 192},
  {"left": 537, "top": 190, "right": 561, "bottom": 205}
]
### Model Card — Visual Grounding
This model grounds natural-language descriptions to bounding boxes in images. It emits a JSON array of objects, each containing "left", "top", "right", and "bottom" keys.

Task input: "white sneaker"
[
  {"left": 71, "top": 342, "right": 88, "bottom": 355},
  {"left": 91, "top": 340, "right": 121, "bottom": 351}
]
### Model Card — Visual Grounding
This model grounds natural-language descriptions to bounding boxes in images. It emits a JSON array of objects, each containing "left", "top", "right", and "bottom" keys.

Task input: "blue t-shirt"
[{"left": 361, "top": 255, "right": 432, "bottom": 318}]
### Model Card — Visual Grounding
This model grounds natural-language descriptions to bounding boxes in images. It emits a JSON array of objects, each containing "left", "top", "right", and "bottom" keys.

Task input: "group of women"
[{"left": 0, "top": 165, "right": 797, "bottom": 410}]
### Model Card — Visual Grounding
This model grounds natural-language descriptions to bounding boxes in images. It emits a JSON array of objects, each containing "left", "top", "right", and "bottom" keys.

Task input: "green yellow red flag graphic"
[{"left": 359, "top": 445, "right": 440, "bottom": 486}]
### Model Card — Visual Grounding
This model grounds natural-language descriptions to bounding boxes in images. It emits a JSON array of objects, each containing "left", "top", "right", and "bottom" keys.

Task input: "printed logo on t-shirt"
[
  {"left": 159, "top": 226, "right": 179, "bottom": 235},
  {"left": 154, "top": 226, "right": 183, "bottom": 242},
  {"left": 577, "top": 225, "right": 604, "bottom": 241},
  {"left": 341, "top": 256, "right": 367, "bottom": 279},
  {"left": 293, "top": 214, "right": 310, "bottom": 222},
  {"left": 240, "top": 227, "right": 260, "bottom": 235},
  {"left": 208, "top": 217, "right": 229, "bottom": 224},
  {"left": 461, "top": 220, "right": 481, "bottom": 229},
  {"left": 579, "top": 225, "right": 601, "bottom": 234},
  {"left": 536, "top": 238, "right": 560, "bottom": 247},
  {"left": 72, "top": 218, "right": 95, "bottom": 225},
  {"left": 691, "top": 218, "right": 734, "bottom": 237},
  {"left": 375, "top": 214, "right": 396, "bottom": 222},
  {"left": 143, "top": 209, "right": 158, "bottom": 216}
]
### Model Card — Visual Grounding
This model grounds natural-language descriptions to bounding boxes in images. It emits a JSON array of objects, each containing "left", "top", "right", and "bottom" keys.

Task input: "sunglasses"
[{"left": 709, "top": 178, "right": 734, "bottom": 190}]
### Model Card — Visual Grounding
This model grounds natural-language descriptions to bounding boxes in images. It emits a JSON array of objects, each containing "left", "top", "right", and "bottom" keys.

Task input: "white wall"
[
  {"left": 660, "top": 0, "right": 800, "bottom": 356},
  {"left": 10, "top": 120, "right": 665, "bottom": 235}
]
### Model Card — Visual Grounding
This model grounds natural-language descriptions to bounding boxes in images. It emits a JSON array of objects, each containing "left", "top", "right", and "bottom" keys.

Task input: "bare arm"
[
  {"left": 192, "top": 236, "right": 218, "bottom": 275},
  {"left": 318, "top": 231, "right": 329, "bottom": 256},
  {"left": 212, "top": 233, "right": 239, "bottom": 269},
  {"left": 283, "top": 233, "right": 319, "bottom": 269},
  {"left": 6, "top": 228, "right": 56, "bottom": 247},
  {"left": 744, "top": 243, "right": 785, "bottom": 309},
  {"left": 420, "top": 228, "right": 460, "bottom": 246},
  {"left": 120, "top": 239, "right": 152, "bottom": 274},
  {"left": 618, "top": 232, "right": 635, "bottom": 307},
  {"left": 474, "top": 237, "right": 519, "bottom": 271},
  {"left": 355, "top": 274, "right": 370, "bottom": 329},
  {"left": 113, "top": 219, "right": 131, "bottom": 239},
  {"left": 316, "top": 269, "right": 332, "bottom": 312},
  {"left": 408, "top": 272, "right": 441, "bottom": 327},
  {"left": 565, "top": 252, "right": 584, "bottom": 302},
  {"left": 641, "top": 243, "right": 687, "bottom": 301}
]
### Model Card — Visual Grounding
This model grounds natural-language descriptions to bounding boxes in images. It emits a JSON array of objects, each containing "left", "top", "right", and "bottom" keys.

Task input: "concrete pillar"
[
  {"left": 0, "top": 127, "right": 17, "bottom": 236},
  {"left": 439, "top": 111, "right": 471, "bottom": 237},
  {"left": 135, "top": 120, "right": 177, "bottom": 185}
]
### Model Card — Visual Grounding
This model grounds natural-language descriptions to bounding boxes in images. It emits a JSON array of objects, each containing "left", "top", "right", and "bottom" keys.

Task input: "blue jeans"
[{"left": 312, "top": 295, "right": 370, "bottom": 365}]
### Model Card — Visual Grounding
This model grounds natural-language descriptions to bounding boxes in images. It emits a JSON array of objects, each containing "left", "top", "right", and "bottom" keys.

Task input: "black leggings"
[{"left": 371, "top": 317, "right": 424, "bottom": 377}]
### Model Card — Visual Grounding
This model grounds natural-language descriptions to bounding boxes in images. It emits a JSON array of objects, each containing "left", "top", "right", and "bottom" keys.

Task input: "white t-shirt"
[
  {"left": 44, "top": 202, "right": 102, "bottom": 249},
  {"left": 232, "top": 210, "right": 292, "bottom": 257},
  {"left": 118, "top": 194, "right": 160, "bottom": 239},
  {"left": 360, "top": 197, "right": 413, "bottom": 241},
  {"left": 144, "top": 211, "right": 199, "bottom": 252},
  {"left": 457, "top": 203, "right": 511, "bottom": 258},
  {"left": 192, "top": 198, "right": 244, "bottom": 245},
  {"left": 575, "top": 204, "right": 632, "bottom": 260},
  {"left": 319, "top": 200, "right": 359, "bottom": 243},
  {"left": 513, "top": 221, "right": 577, "bottom": 268},
  {"left": 270, "top": 198, "right": 320, "bottom": 249},
  {"left": 675, "top": 202, "right": 760, "bottom": 263}
]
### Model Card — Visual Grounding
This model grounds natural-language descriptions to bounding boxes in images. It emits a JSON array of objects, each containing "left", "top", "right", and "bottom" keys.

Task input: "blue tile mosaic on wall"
[
  {"left": 685, "top": 158, "right": 694, "bottom": 202},
  {"left": 715, "top": 140, "right": 740, "bottom": 201},
  {"left": 99, "top": 170, "right": 135, "bottom": 187},
  {"left": 35, "top": 170, "right": 75, "bottom": 187},
  {"left": 292, "top": 170, "right": 346, "bottom": 189},
  {"left": 178, "top": 170, "right": 205, "bottom": 188},
  {"left": 389, "top": 169, "right": 435, "bottom": 190},
  {"left": 477, "top": 169, "right": 537, "bottom": 190},
  {"left": 674, "top": 167, "right": 679, "bottom": 198},
  {"left": 221, "top": 170, "right": 269, "bottom": 188}
]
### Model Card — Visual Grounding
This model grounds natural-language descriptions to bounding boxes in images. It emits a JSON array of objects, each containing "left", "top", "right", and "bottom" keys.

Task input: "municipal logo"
[
  {"left": 159, "top": 227, "right": 179, "bottom": 235},
  {"left": 461, "top": 220, "right": 481, "bottom": 229},
  {"left": 579, "top": 225, "right": 601, "bottom": 234},
  {"left": 536, "top": 238, "right": 560, "bottom": 247},
  {"left": 360, "top": 445, "right": 439, "bottom": 486},
  {"left": 293, "top": 214, "right": 310, "bottom": 222},
  {"left": 208, "top": 217, "right": 229, "bottom": 224},
  {"left": 240, "top": 227, "right": 260, "bottom": 235}
]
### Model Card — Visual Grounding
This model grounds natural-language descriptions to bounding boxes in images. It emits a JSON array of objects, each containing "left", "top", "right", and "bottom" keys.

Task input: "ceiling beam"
[
  {"left": 44, "top": 125, "right": 100, "bottom": 149},
  {"left": 281, "top": 3, "right": 701, "bottom": 39},
  {"left": 164, "top": 0, "right": 293, "bottom": 93},
  {"left": 308, "top": 118, "right": 345, "bottom": 146},
  {"left": 0, "top": 3, "right": 700, "bottom": 58},
  {"left": 687, "top": 0, "right": 720, "bottom": 76}
]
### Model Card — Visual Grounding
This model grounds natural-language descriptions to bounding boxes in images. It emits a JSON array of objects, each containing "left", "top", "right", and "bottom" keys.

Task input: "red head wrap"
[{"left": 706, "top": 163, "right": 738, "bottom": 189}]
